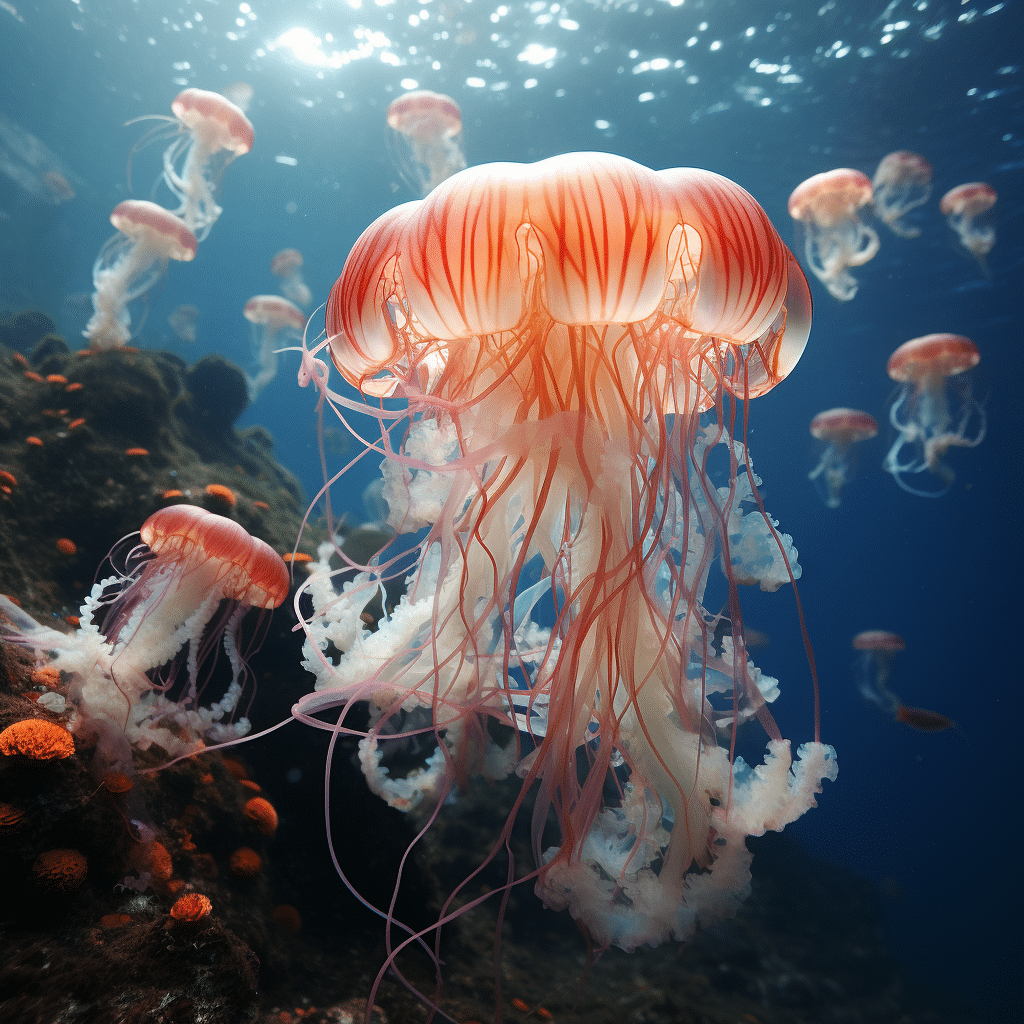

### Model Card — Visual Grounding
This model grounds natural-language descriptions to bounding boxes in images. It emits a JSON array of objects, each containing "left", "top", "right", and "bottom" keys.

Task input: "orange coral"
[
  {"left": 125, "top": 447, "right": 149, "bottom": 457},
  {"left": 161, "top": 489, "right": 184, "bottom": 499},
  {"left": 253, "top": 500, "right": 270, "bottom": 510},
  {"left": 272, "top": 904, "right": 302, "bottom": 935},
  {"left": 148, "top": 841, "right": 173, "bottom": 881},
  {"left": 30, "top": 667, "right": 61, "bottom": 689},
  {"left": 65, "top": 381, "right": 84, "bottom": 392},
  {"left": 46, "top": 374, "right": 68, "bottom": 384},
  {"left": 0, "top": 470, "right": 17, "bottom": 488},
  {"left": 228, "top": 847, "right": 262, "bottom": 877},
  {"left": 0, "top": 719, "right": 74, "bottom": 760},
  {"left": 68, "top": 418, "right": 86, "bottom": 430},
  {"left": 0, "top": 802, "right": 25, "bottom": 834},
  {"left": 65, "top": 615, "right": 80, "bottom": 627},
  {"left": 282, "top": 552, "right": 313, "bottom": 564},
  {"left": 55, "top": 538, "right": 77, "bottom": 555},
  {"left": 32, "top": 848, "right": 87, "bottom": 893},
  {"left": 99, "top": 913, "right": 132, "bottom": 928},
  {"left": 103, "top": 771, "right": 134, "bottom": 794},
  {"left": 170, "top": 893, "right": 212, "bottom": 922},
  {"left": 204, "top": 483, "right": 237, "bottom": 507},
  {"left": 239, "top": 779, "right": 261, "bottom": 792},
  {"left": 244, "top": 796, "right": 278, "bottom": 836},
  {"left": 26, "top": 436, "right": 43, "bottom": 447},
  {"left": 23, "top": 370, "right": 45, "bottom": 383}
]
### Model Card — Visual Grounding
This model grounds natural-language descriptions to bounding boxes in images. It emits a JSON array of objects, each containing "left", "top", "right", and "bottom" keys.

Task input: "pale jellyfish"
[
  {"left": 243, "top": 294, "right": 306, "bottom": 401},
  {"left": 168, "top": 304, "right": 201, "bottom": 344},
  {"left": 85, "top": 200, "right": 198, "bottom": 351},
  {"left": 884, "top": 333, "right": 984, "bottom": 496},
  {"left": 788, "top": 169, "right": 879, "bottom": 301},
  {"left": 386, "top": 90, "right": 466, "bottom": 196},
  {"left": 0, "top": 110, "right": 83, "bottom": 204},
  {"left": 270, "top": 248, "right": 312, "bottom": 307},
  {"left": 940, "top": 182, "right": 997, "bottom": 273},
  {"left": 871, "top": 151, "right": 931, "bottom": 238},
  {"left": 162, "top": 88, "right": 254, "bottom": 241},
  {"left": 808, "top": 407, "right": 878, "bottom": 508}
]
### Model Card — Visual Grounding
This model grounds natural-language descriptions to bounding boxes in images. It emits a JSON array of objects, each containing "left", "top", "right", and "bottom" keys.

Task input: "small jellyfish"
[
  {"left": 788, "top": 168, "right": 880, "bottom": 301},
  {"left": 871, "top": 150, "right": 931, "bottom": 238},
  {"left": 42, "top": 170, "right": 75, "bottom": 204},
  {"left": 883, "top": 333, "right": 985, "bottom": 496},
  {"left": 222, "top": 82, "right": 254, "bottom": 114},
  {"left": 168, "top": 304, "right": 201, "bottom": 344},
  {"left": 386, "top": 89, "right": 466, "bottom": 196},
  {"left": 270, "top": 248, "right": 312, "bottom": 307},
  {"left": 84, "top": 200, "right": 198, "bottom": 351},
  {"left": 852, "top": 631, "right": 953, "bottom": 732},
  {"left": 162, "top": 88, "right": 254, "bottom": 241},
  {"left": 243, "top": 294, "right": 307, "bottom": 401},
  {"left": 940, "top": 182, "right": 997, "bottom": 273},
  {"left": 808, "top": 407, "right": 878, "bottom": 508}
]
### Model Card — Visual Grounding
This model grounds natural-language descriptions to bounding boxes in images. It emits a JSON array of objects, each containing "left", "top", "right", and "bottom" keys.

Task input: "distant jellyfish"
[
  {"left": 884, "top": 333, "right": 984, "bottom": 496},
  {"left": 222, "top": 82, "right": 254, "bottom": 114},
  {"left": 940, "top": 182, "right": 997, "bottom": 273},
  {"left": 386, "top": 89, "right": 466, "bottom": 196},
  {"left": 270, "top": 248, "right": 312, "bottom": 307},
  {"left": 243, "top": 294, "right": 307, "bottom": 401},
  {"left": 808, "top": 407, "right": 878, "bottom": 508},
  {"left": 168, "top": 304, "right": 201, "bottom": 344},
  {"left": 852, "top": 631, "right": 953, "bottom": 732},
  {"left": 85, "top": 200, "right": 198, "bottom": 351},
  {"left": 871, "top": 151, "right": 931, "bottom": 238},
  {"left": 162, "top": 88, "right": 254, "bottom": 241},
  {"left": 788, "top": 168, "right": 879, "bottom": 301},
  {"left": 42, "top": 170, "right": 75, "bottom": 204}
]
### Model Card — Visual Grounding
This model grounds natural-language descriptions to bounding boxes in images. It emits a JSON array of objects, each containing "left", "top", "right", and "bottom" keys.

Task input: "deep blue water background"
[{"left": 1, "top": 1, "right": 1021, "bottom": 1019}]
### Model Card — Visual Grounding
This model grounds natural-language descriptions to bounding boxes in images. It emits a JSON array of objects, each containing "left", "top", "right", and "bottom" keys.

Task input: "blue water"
[{"left": 1, "top": 1, "right": 1021, "bottom": 1019}]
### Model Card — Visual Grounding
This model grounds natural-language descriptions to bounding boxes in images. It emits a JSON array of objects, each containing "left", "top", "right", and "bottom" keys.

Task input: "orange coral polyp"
[
  {"left": 244, "top": 796, "right": 278, "bottom": 836},
  {"left": 32, "top": 848, "right": 87, "bottom": 893},
  {"left": 170, "top": 892, "right": 212, "bottom": 922},
  {"left": 0, "top": 719, "right": 75, "bottom": 760}
]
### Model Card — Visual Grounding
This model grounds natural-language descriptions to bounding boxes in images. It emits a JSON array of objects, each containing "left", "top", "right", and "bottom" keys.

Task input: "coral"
[
  {"left": 0, "top": 717, "right": 74, "bottom": 759},
  {"left": 244, "top": 797, "right": 278, "bottom": 836},
  {"left": 229, "top": 847, "right": 262, "bottom": 877},
  {"left": 32, "top": 848, "right": 88, "bottom": 893},
  {"left": 170, "top": 892, "right": 212, "bottom": 923},
  {"left": 0, "top": 801, "right": 25, "bottom": 834}
]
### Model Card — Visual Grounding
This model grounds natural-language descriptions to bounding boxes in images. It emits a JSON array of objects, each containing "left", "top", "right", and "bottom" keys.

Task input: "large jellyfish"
[
  {"left": 160, "top": 88, "right": 254, "bottom": 241},
  {"left": 295, "top": 153, "right": 836, "bottom": 983},
  {"left": 84, "top": 200, "right": 197, "bottom": 351},
  {"left": 243, "top": 294, "right": 307, "bottom": 401},
  {"left": 853, "top": 631, "right": 953, "bottom": 732},
  {"left": 808, "top": 407, "right": 878, "bottom": 508},
  {"left": 270, "top": 248, "right": 312, "bottom": 307},
  {"left": 788, "top": 168, "right": 879, "bottom": 301},
  {"left": 386, "top": 89, "right": 466, "bottom": 196},
  {"left": 871, "top": 150, "right": 932, "bottom": 238},
  {"left": 883, "top": 333, "right": 984, "bottom": 496},
  {"left": 940, "top": 182, "right": 997, "bottom": 273}
]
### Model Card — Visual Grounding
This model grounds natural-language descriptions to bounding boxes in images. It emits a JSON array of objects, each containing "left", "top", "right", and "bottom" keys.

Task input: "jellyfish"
[
  {"left": 0, "top": 109, "right": 83, "bottom": 204},
  {"left": 883, "top": 333, "right": 985, "bottom": 496},
  {"left": 808, "top": 407, "right": 878, "bottom": 508},
  {"left": 270, "top": 248, "right": 312, "bottom": 307},
  {"left": 940, "top": 182, "right": 997, "bottom": 273},
  {"left": 871, "top": 150, "right": 932, "bottom": 238},
  {"left": 0, "top": 506, "right": 289, "bottom": 761},
  {"left": 160, "top": 87, "right": 254, "bottom": 241},
  {"left": 243, "top": 294, "right": 307, "bottom": 401},
  {"left": 295, "top": 152, "right": 836, "bottom": 986},
  {"left": 168, "top": 303, "right": 200, "bottom": 344},
  {"left": 386, "top": 89, "right": 466, "bottom": 196},
  {"left": 84, "top": 200, "right": 198, "bottom": 351},
  {"left": 788, "top": 168, "right": 880, "bottom": 301},
  {"left": 852, "top": 631, "right": 953, "bottom": 732}
]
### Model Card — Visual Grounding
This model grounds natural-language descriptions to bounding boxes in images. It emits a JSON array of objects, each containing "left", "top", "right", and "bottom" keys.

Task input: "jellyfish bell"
[
  {"left": 244, "top": 294, "right": 307, "bottom": 401},
  {"left": 85, "top": 199, "right": 198, "bottom": 351},
  {"left": 270, "top": 247, "right": 312, "bottom": 307},
  {"left": 168, "top": 303, "right": 201, "bottom": 344},
  {"left": 808, "top": 407, "right": 878, "bottom": 508},
  {"left": 871, "top": 150, "right": 931, "bottom": 238},
  {"left": 852, "top": 629, "right": 905, "bottom": 653},
  {"left": 298, "top": 151, "right": 836, "bottom": 997},
  {"left": 160, "top": 87, "right": 254, "bottom": 241},
  {"left": 940, "top": 182, "right": 997, "bottom": 271},
  {"left": 883, "top": 333, "right": 984, "bottom": 496},
  {"left": 386, "top": 89, "right": 466, "bottom": 196},
  {"left": 788, "top": 168, "right": 879, "bottom": 302}
]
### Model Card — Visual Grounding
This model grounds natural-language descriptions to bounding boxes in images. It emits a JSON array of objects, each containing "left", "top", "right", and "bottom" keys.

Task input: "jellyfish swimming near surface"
[
  {"left": 270, "top": 248, "right": 312, "bottom": 307},
  {"left": 168, "top": 303, "right": 200, "bottom": 343},
  {"left": 788, "top": 168, "right": 879, "bottom": 301},
  {"left": 853, "top": 631, "right": 953, "bottom": 732},
  {"left": 294, "top": 152, "right": 836, "bottom": 994},
  {"left": 0, "top": 109, "right": 83, "bottom": 204},
  {"left": 158, "top": 88, "right": 254, "bottom": 241},
  {"left": 243, "top": 294, "right": 306, "bottom": 401},
  {"left": 808, "top": 407, "right": 878, "bottom": 508},
  {"left": 84, "top": 200, "right": 197, "bottom": 351},
  {"left": 386, "top": 89, "right": 466, "bottom": 196},
  {"left": 883, "top": 333, "right": 984, "bottom": 496},
  {"left": 871, "top": 150, "right": 932, "bottom": 238},
  {"left": 940, "top": 182, "right": 997, "bottom": 273}
]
